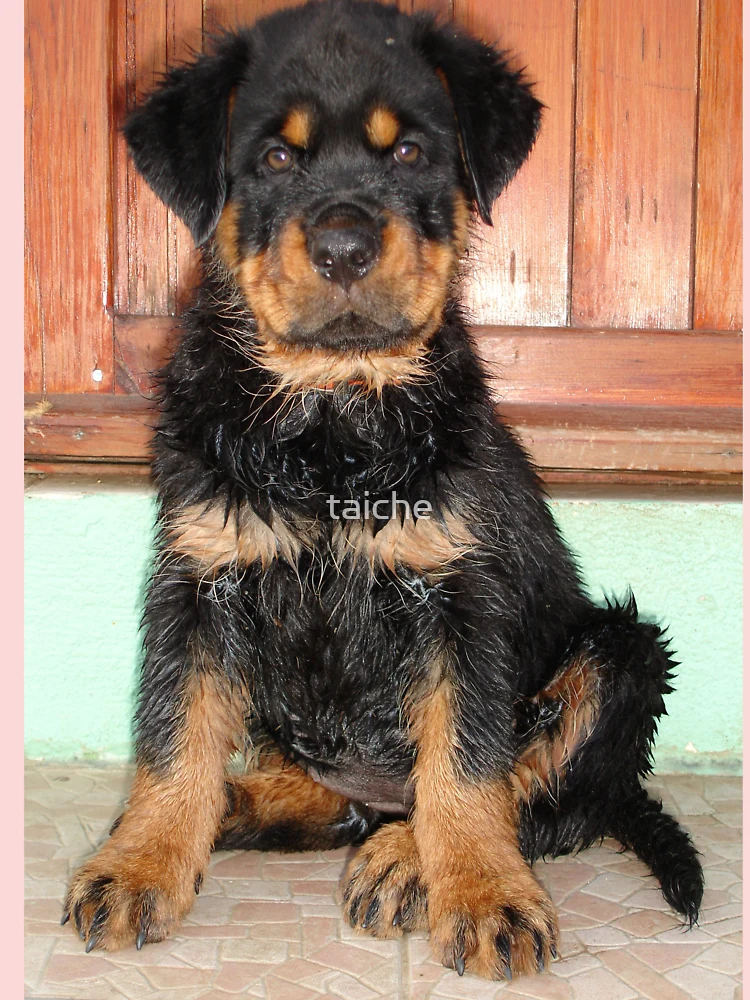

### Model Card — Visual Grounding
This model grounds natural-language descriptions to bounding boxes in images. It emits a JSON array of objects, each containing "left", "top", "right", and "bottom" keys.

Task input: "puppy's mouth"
[
  {"left": 285, "top": 310, "right": 412, "bottom": 352},
  {"left": 214, "top": 197, "right": 468, "bottom": 390}
]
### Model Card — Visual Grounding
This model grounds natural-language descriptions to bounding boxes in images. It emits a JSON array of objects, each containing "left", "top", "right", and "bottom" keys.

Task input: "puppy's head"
[{"left": 125, "top": 0, "right": 541, "bottom": 385}]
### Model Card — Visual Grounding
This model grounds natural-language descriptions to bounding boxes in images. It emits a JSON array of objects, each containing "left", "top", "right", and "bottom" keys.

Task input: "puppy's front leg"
[
  {"left": 411, "top": 677, "right": 558, "bottom": 980},
  {"left": 64, "top": 565, "right": 247, "bottom": 952}
]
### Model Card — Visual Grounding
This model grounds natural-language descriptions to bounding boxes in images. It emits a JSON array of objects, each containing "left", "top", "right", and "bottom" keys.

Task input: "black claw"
[
  {"left": 496, "top": 933, "right": 512, "bottom": 968},
  {"left": 551, "top": 944, "right": 558, "bottom": 960},
  {"left": 88, "top": 903, "right": 108, "bottom": 939},
  {"left": 362, "top": 898, "right": 379, "bottom": 930},
  {"left": 194, "top": 873, "right": 203, "bottom": 895},
  {"left": 505, "top": 965, "right": 513, "bottom": 981},
  {"left": 392, "top": 909, "right": 402, "bottom": 927},
  {"left": 347, "top": 893, "right": 364, "bottom": 924},
  {"left": 455, "top": 955, "right": 465, "bottom": 977},
  {"left": 135, "top": 929, "right": 147, "bottom": 950},
  {"left": 84, "top": 936, "right": 99, "bottom": 953},
  {"left": 533, "top": 930, "right": 545, "bottom": 972},
  {"left": 60, "top": 910, "right": 70, "bottom": 926}
]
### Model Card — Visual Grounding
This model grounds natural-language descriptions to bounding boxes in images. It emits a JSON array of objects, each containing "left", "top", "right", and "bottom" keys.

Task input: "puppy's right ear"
[{"left": 123, "top": 32, "right": 251, "bottom": 245}]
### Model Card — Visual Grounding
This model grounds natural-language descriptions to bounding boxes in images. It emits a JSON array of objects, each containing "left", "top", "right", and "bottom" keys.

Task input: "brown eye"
[
  {"left": 393, "top": 141, "right": 422, "bottom": 166},
  {"left": 265, "top": 147, "right": 293, "bottom": 173}
]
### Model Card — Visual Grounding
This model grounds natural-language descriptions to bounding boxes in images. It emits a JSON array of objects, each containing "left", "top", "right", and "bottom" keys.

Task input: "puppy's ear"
[
  {"left": 123, "top": 33, "right": 251, "bottom": 245},
  {"left": 416, "top": 21, "right": 543, "bottom": 225}
]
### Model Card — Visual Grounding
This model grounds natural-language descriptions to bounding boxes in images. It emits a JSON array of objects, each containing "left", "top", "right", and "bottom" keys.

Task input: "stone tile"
[
  {"left": 24, "top": 765, "right": 745, "bottom": 1000},
  {"left": 231, "top": 900, "right": 301, "bottom": 923},
  {"left": 667, "top": 964, "right": 739, "bottom": 1000},
  {"left": 575, "top": 927, "right": 632, "bottom": 950},
  {"left": 541, "top": 861, "right": 599, "bottom": 901},
  {"left": 563, "top": 891, "right": 627, "bottom": 923},
  {"left": 222, "top": 878, "right": 290, "bottom": 900},
  {"left": 139, "top": 966, "right": 214, "bottom": 989},
  {"left": 431, "top": 971, "right": 509, "bottom": 998},
  {"left": 580, "top": 872, "right": 642, "bottom": 903},
  {"left": 326, "top": 971, "right": 381, "bottom": 999},
  {"left": 25, "top": 935, "right": 56, "bottom": 990},
  {"left": 210, "top": 854, "right": 263, "bottom": 878},
  {"left": 264, "top": 976, "right": 325, "bottom": 1000},
  {"left": 703, "top": 868, "right": 740, "bottom": 890},
  {"left": 309, "top": 940, "right": 393, "bottom": 976},
  {"left": 547, "top": 952, "right": 601, "bottom": 979},
  {"left": 621, "top": 886, "right": 668, "bottom": 910},
  {"left": 506, "top": 974, "right": 574, "bottom": 998},
  {"left": 212, "top": 961, "right": 274, "bottom": 992},
  {"left": 42, "top": 952, "right": 118, "bottom": 983},
  {"left": 612, "top": 909, "right": 679, "bottom": 938},
  {"left": 599, "top": 950, "right": 692, "bottom": 999},
  {"left": 222, "top": 937, "right": 290, "bottom": 963},
  {"left": 699, "top": 902, "right": 742, "bottom": 924},
  {"left": 696, "top": 941, "right": 743, "bottom": 976},
  {"left": 101, "top": 965, "right": 155, "bottom": 999},
  {"left": 26, "top": 898, "right": 69, "bottom": 921},
  {"left": 564, "top": 966, "right": 638, "bottom": 1000}
]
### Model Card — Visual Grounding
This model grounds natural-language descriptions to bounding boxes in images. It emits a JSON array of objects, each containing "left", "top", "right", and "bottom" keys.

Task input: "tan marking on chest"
[
  {"left": 167, "top": 502, "right": 318, "bottom": 573},
  {"left": 334, "top": 512, "right": 475, "bottom": 575}
]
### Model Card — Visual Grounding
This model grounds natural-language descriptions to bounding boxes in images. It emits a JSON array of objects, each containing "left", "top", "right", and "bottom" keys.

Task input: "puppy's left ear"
[
  {"left": 123, "top": 32, "right": 251, "bottom": 245},
  {"left": 416, "top": 20, "right": 543, "bottom": 225}
]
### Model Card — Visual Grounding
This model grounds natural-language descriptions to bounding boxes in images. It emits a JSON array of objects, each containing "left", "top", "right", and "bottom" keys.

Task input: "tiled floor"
[{"left": 25, "top": 763, "right": 741, "bottom": 1000}]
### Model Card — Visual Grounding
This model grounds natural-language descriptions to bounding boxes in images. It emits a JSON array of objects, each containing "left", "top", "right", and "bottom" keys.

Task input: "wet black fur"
[{"left": 124, "top": 0, "right": 703, "bottom": 934}]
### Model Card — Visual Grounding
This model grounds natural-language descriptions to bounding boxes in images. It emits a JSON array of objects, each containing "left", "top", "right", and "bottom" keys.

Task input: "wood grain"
[
  {"left": 205, "top": 0, "right": 298, "bottom": 33},
  {"left": 454, "top": 0, "right": 575, "bottom": 327},
  {"left": 114, "top": 316, "right": 179, "bottom": 395},
  {"left": 114, "top": 0, "right": 203, "bottom": 319},
  {"left": 24, "top": 394, "right": 741, "bottom": 480},
  {"left": 572, "top": 0, "right": 699, "bottom": 329},
  {"left": 474, "top": 327, "right": 741, "bottom": 408},
  {"left": 693, "top": 0, "right": 742, "bottom": 330},
  {"left": 25, "top": 0, "right": 114, "bottom": 393},
  {"left": 24, "top": 395, "right": 157, "bottom": 461}
]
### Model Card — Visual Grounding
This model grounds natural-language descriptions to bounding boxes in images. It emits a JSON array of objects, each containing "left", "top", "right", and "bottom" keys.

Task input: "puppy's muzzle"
[{"left": 308, "top": 206, "right": 382, "bottom": 291}]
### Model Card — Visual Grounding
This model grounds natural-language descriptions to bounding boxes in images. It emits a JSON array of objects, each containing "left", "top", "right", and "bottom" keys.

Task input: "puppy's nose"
[{"left": 310, "top": 227, "right": 380, "bottom": 290}]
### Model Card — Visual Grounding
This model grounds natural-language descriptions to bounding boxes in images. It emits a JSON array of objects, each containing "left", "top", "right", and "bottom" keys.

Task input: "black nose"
[{"left": 310, "top": 226, "right": 380, "bottom": 290}]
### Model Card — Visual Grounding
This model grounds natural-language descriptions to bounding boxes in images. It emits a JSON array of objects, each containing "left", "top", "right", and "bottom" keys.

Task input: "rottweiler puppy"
[{"left": 64, "top": 0, "right": 703, "bottom": 980}]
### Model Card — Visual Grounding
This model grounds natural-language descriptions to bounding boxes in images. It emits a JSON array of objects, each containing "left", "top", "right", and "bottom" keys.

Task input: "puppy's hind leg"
[
  {"left": 215, "top": 755, "right": 381, "bottom": 853},
  {"left": 514, "top": 597, "right": 704, "bottom": 927}
]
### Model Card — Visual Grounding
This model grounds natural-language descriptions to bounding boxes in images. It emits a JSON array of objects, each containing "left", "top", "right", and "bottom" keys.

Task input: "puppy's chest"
[{"left": 243, "top": 554, "right": 439, "bottom": 809}]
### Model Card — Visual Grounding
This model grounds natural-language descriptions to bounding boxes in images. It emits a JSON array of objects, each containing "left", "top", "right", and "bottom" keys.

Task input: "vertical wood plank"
[
  {"left": 693, "top": 0, "right": 742, "bottom": 330},
  {"left": 572, "top": 0, "right": 699, "bottom": 329},
  {"left": 167, "top": 0, "right": 203, "bottom": 312},
  {"left": 128, "top": 0, "right": 170, "bottom": 315},
  {"left": 24, "top": 25, "right": 43, "bottom": 394},
  {"left": 115, "top": 0, "right": 203, "bottom": 319},
  {"left": 25, "top": 0, "right": 114, "bottom": 393},
  {"left": 454, "top": 0, "right": 576, "bottom": 327},
  {"left": 205, "top": 0, "right": 299, "bottom": 34},
  {"left": 402, "top": 0, "right": 453, "bottom": 18}
]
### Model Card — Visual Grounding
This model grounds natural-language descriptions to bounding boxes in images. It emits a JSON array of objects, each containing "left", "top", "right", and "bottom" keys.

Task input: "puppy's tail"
[
  {"left": 515, "top": 596, "right": 704, "bottom": 926},
  {"left": 607, "top": 786, "right": 704, "bottom": 927}
]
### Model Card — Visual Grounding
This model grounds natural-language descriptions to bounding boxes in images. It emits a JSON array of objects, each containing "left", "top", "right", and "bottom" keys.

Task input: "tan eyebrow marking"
[
  {"left": 365, "top": 106, "right": 400, "bottom": 149},
  {"left": 280, "top": 106, "right": 314, "bottom": 149}
]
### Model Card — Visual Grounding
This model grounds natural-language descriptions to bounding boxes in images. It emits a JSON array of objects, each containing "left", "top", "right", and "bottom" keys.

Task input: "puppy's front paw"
[
  {"left": 429, "top": 871, "right": 558, "bottom": 980},
  {"left": 63, "top": 843, "right": 199, "bottom": 952},
  {"left": 343, "top": 822, "right": 427, "bottom": 937}
]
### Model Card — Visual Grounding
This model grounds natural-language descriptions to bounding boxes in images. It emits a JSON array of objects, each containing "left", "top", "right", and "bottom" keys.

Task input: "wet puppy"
[{"left": 64, "top": 0, "right": 703, "bottom": 980}]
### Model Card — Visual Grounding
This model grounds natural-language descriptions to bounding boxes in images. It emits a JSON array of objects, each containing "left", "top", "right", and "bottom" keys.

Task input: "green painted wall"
[{"left": 24, "top": 482, "right": 742, "bottom": 772}]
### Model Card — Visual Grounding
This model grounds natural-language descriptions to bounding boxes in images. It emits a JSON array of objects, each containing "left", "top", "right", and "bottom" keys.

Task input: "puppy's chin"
[{"left": 283, "top": 312, "right": 415, "bottom": 353}]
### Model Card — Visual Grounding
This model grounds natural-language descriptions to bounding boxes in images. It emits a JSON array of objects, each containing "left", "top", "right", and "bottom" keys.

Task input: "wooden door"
[{"left": 24, "top": 0, "right": 742, "bottom": 490}]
